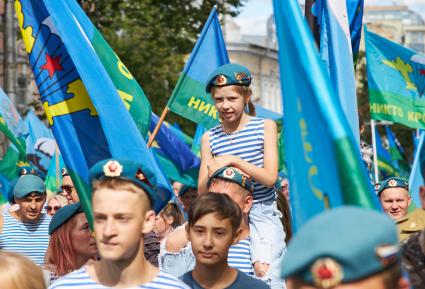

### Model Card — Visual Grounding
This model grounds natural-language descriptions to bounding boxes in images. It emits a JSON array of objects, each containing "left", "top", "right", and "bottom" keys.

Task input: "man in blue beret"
[
  {"left": 60, "top": 168, "right": 79, "bottom": 204},
  {"left": 0, "top": 174, "right": 50, "bottom": 266},
  {"left": 50, "top": 158, "right": 188, "bottom": 289},
  {"left": 377, "top": 177, "right": 425, "bottom": 241},
  {"left": 282, "top": 207, "right": 409, "bottom": 289},
  {"left": 162, "top": 167, "right": 268, "bottom": 279}
]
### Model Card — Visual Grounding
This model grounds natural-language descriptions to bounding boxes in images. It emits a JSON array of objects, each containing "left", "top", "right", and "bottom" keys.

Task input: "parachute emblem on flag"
[{"left": 411, "top": 54, "right": 425, "bottom": 97}]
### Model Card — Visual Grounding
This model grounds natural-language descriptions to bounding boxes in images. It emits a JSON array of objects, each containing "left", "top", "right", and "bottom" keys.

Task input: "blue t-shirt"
[{"left": 180, "top": 270, "right": 269, "bottom": 289}]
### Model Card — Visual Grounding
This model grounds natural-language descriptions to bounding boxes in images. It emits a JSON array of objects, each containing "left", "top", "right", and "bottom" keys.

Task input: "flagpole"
[
  {"left": 370, "top": 119, "right": 379, "bottom": 184},
  {"left": 147, "top": 107, "right": 169, "bottom": 147}
]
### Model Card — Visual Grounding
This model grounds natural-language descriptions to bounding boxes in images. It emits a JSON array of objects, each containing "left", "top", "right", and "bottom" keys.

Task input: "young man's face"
[
  {"left": 379, "top": 187, "right": 411, "bottom": 220},
  {"left": 15, "top": 192, "right": 46, "bottom": 222},
  {"left": 187, "top": 212, "right": 240, "bottom": 267},
  {"left": 92, "top": 187, "right": 155, "bottom": 262}
]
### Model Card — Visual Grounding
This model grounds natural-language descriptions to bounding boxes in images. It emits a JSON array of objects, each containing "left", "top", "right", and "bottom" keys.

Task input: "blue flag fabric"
[
  {"left": 0, "top": 88, "right": 27, "bottom": 139},
  {"left": 410, "top": 131, "right": 424, "bottom": 207},
  {"left": 17, "top": 0, "right": 172, "bottom": 220},
  {"left": 167, "top": 6, "right": 229, "bottom": 129},
  {"left": 346, "top": 0, "right": 364, "bottom": 61},
  {"left": 365, "top": 28, "right": 425, "bottom": 129},
  {"left": 273, "top": 0, "right": 377, "bottom": 229},
  {"left": 384, "top": 125, "right": 406, "bottom": 160},
  {"left": 150, "top": 113, "right": 200, "bottom": 172},
  {"left": 375, "top": 127, "right": 399, "bottom": 179},
  {"left": 24, "top": 110, "right": 55, "bottom": 174},
  {"left": 320, "top": 0, "right": 360, "bottom": 144}
]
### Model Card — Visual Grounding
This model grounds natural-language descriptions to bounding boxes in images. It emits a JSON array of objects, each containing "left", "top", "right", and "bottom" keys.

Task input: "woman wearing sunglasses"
[{"left": 46, "top": 194, "right": 68, "bottom": 217}]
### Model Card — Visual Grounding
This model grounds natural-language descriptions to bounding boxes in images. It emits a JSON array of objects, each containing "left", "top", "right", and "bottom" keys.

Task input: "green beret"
[
  {"left": 281, "top": 207, "right": 399, "bottom": 287},
  {"left": 90, "top": 158, "right": 170, "bottom": 213},
  {"left": 205, "top": 63, "right": 252, "bottom": 93},
  {"left": 376, "top": 177, "right": 409, "bottom": 197},
  {"left": 208, "top": 166, "right": 253, "bottom": 192},
  {"left": 179, "top": 185, "right": 197, "bottom": 197},
  {"left": 49, "top": 202, "right": 83, "bottom": 235},
  {"left": 13, "top": 174, "right": 46, "bottom": 199}
]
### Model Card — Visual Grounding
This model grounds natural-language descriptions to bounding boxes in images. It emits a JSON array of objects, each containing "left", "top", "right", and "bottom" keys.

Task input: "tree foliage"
[{"left": 80, "top": 0, "right": 246, "bottom": 135}]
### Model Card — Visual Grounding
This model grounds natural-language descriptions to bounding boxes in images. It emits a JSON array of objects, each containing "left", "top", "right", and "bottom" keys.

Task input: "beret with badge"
[
  {"left": 376, "top": 177, "right": 409, "bottom": 197},
  {"left": 205, "top": 63, "right": 252, "bottom": 93},
  {"left": 281, "top": 206, "right": 400, "bottom": 288},
  {"left": 13, "top": 174, "right": 46, "bottom": 199},
  {"left": 49, "top": 202, "right": 83, "bottom": 235},
  {"left": 208, "top": 166, "right": 253, "bottom": 193},
  {"left": 89, "top": 158, "right": 171, "bottom": 213}
]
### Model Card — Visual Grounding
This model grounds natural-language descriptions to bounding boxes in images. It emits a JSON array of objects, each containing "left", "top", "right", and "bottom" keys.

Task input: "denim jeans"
[{"left": 249, "top": 199, "right": 287, "bottom": 289}]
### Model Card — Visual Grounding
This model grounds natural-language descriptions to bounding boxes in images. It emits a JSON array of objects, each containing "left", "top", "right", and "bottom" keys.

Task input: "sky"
[{"left": 234, "top": 0, "right": 425, "bottom": 36}]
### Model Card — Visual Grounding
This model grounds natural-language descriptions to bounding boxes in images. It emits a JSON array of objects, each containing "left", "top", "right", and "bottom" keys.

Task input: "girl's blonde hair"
[
  {"left": 47, "top": 194, "right": 68, "bottom": 207},
  {"left": 0, "top": 251, "right": 46, "bottom": 289},
  {"left": 211, "top": 85, "right": 256, "bottom": 116}
]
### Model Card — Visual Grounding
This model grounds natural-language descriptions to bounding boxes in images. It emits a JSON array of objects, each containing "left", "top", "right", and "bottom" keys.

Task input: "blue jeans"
[{"left": 249, "top": 200, "right": 287, "bottom": 289}]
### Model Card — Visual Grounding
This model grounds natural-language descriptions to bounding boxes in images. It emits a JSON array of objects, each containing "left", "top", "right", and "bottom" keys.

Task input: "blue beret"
[
  {"left": 208, "top": 166, "right": 253, "bottom": 192},
  {"left": 179, "top": 185, "right": 197, "bottom": 197},
  {"left": 281, "top": 207, "right": 399, "bottom": 287},
  {"left": 13, "top": 174, "right": 46, "bottom": 199},
  {"left": 90, "top": 158, "right": 171, "bottom": 213},
  {"left": 376, "top": 177, "right": 409, "bottom": 197},
  {"left": 205, "top": 63, "right": 252, "bottom": 93},
  {"left": 49, "top": 202, "right": 83, "bottom": 235}
]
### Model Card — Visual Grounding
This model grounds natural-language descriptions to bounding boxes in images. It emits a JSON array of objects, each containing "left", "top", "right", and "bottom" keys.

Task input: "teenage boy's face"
[
  {"left": 92, "top": 187, "right": 155, "bottom": 261},
  {"left": 188, "top": 212, "right": 239, "bottom": 266}
]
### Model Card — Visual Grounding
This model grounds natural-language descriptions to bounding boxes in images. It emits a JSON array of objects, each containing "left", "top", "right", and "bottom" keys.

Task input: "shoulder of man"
[
  {"left": 228, "top": 270, "right": 269, "bottom": 289},
  {"left": 48, "top": 268, "right": 92, "bottom": 289},
  {"left": 398, "top": 208, "right": 425, "bottom": 233}
]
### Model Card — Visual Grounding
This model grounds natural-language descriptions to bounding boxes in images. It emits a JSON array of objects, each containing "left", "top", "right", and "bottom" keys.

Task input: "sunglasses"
[
  {"left": 61, "top": 185, "right": 74, "bottom": 195},
  {"left": 47, "top": 206, "right": 61, "bottom": 212}
]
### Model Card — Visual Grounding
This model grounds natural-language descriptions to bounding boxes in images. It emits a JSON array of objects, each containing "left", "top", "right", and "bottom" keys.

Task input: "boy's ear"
[
  {"left": 232, "top": 227, "right": 242, "bottom": 245},
  {"left": 142, "top": 210, "right": 156, "bottom": 234}
]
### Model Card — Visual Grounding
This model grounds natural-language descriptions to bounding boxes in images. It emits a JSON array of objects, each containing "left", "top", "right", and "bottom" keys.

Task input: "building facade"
[{"left": 364, "top": 5, "right": 425, "bottom": 53}]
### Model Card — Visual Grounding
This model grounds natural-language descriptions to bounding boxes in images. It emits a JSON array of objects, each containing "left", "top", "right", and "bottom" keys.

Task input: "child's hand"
[
  {"left": 207, "top": 155, "right": 243, "bottom": 177},
  {"left": 253, "top": 261, "right": 270, "bottom": 278}
]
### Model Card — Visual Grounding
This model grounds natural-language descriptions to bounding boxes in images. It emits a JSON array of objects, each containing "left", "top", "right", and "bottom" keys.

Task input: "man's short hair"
[{"left": 187, "top": 193, "right": 242, "bottom": 233}]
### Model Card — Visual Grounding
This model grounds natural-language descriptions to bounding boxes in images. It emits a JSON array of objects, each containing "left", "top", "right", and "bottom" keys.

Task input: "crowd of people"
[{"left": 0, "top": 63, "right": 425, "bottom": 289}]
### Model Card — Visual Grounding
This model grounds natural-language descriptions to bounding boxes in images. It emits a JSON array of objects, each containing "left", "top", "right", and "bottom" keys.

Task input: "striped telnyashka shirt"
[
  {"left": 228, "top": 238, "right": 254, "bottom": 276},
  {"left": 0, "top": 211, "right": 50, "bottom": 266},
  {"left": 49, "top": 267, "right": 191, "bottom": 289},
  {"left": 209, "top": 117, "right": 275, "bottom": 203}
]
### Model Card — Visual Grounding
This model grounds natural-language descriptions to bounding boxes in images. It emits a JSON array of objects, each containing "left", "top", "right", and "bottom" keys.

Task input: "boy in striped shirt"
[
  {"left": 181, "top": 193, "right": 268, "bottom": 289},
  {"left": 50, "top": 158, "right": 189, "bottom": 289}
]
